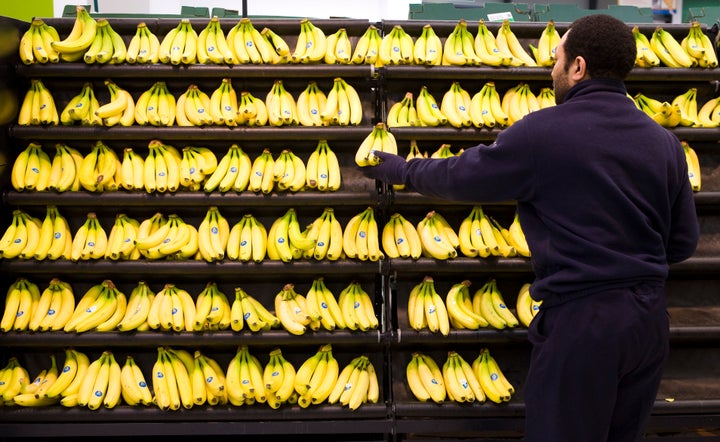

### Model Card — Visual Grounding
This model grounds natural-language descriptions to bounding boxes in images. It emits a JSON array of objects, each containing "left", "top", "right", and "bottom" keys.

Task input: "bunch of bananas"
[
  {"left": 350, "top": 24, "right": 382, "bottom": 65},
  {"left": 496, "top": 19, "right": 537, "bottom": 67},
  {"left": 228, "top": 18, "right": 289, "bottom": 64},
  {"left": 5, "top": 355, "right": 59, "bottom": 407},
  {"left": 266, "top": 79, "right": 299, "bottom": 126},
  {"left": 117, "top": 148, "right": 145, "bottom": 191},
  {"left": 329, "top": 355, "right": 380, "bottom": 409},
  {"left": 175, "top": 84, "right": 214, "bottom": 126},
  {"left": 0, "top": 357, "right": 31, "bottom": 405},
  {"left": 125, "top": 22, "right": 161, "bottom": 64},
  {"left": 78, "top": 141, "right": 119, "bottom": 192},
  {"left": 515, "top": 282, "right": 542, "bottom": 328},
  {"left": 406, "top": 352, "right": 446, "bottom": 403},
  {"left": 17, "top": 79, "right": 59, "bottom": 126},
  {"left": 442, "top": 19, "right": 480, "bottom": 66},
  {"left": 225, "top": 344, "right": 269, "bottom": 406},
  {"left": 266, "top": 208, "right": 316, "bottom": 263},
  {"left": 416, "top": 210, "right": 459, "bottom": 260},
  {"left": 59, "top": 82, "right": 100, "bottom": 126},
  {"left": 442, "top": 351, "right": 486, "bottom": 403},
  {"left": 324, "top": 28, "right": 353, "bottom": 64},
  {"left": 197, "top": 206, "right": 230, "bottom": 262},
  {"left": 50, "top": 5, "right": 98, "bottom": 62},
  {"left": 116, "top": 281, "right": 155, "bottom": 331},
  {"left": 473, "top": 278, "right": 519, "bottom": 330},
  {"left": 407, "top": 276, "right": 450, "bottom": 336},
  {"left": 274, "top": 283, "right": 313, "bottom": 335},
  {"left": 119, "top": 355, "right": 154, "bottom": 406},
  {"left": 192, "top": 282, "right": 232, "bottom": 331},
  {"left": 681, "top": 21, "right": 718, "bottom": 68},
  {"left": 381, "top": 212, "right": 423, "bottom": 260},
  {"left": 20, "top": 348, "right": 91, "bottom": 406},
  {"left": 72, "top": 351, "right": 123, "bottom": 409},
  {"left": 378, "top": 24, "right": 415, "bottom": 65},
  {"left": 305, "top": 140, "right": 341, "bottom": 191},
  {"left": 634, "top": 92, "right": 682, "bottom": 128},
  {"left": 233, "top": 347, "right": 293, "bottom": 408},
  {"left": 296, "top": 81, "right": 326, "bottom": 126},
  {"left": 236, "top": 90, "right": 269, "bottom": 126},
  {"left": 135, "top": 81, "right": 176, "bottom": 126},
  {"left": 355, "top": 122, "right": 398, "bottom": 167},
  {"left": 413, "top": 24, "right": 443, "bottom": 65},
  {"left": 633, "top": 26, "right": 661, "bottom": 68},
  {"left": 151, "top": 347, "right": 195, "bottom": 410},
  {"left": 82, "top": 19, "right": 126, "bottom": 64},
  {"left": 63, "top": 280, "right": 126, "bottom": 333},
  {"left": 671, "top": 87, "right": 701, "bottom": 127},
  {"left": 697, "top": 95, "right": 720, "bottom": 128},
  {"left": 445, "top": 280, "right": 488, "bottom": 330},
  {"left": 414, "top": 85, "right": 447, "bottom": 126},
  {"left": 469, "top": 81, "right": 510, "bottom": 128},
  {"left": 294, "top": 344, "right": 339, "bottom": 407},
  {"left": 147, "top": 284, "right": 196, "bottom": 332},
  {"left": 302, "top": 208, "right": 344, "bottom": 261},
  {"left": 318, "top": 77, "right": 363, "bottom": 126},
  {"left": 158, "top": 18, "right": 198, "bottom": 65},
  {"left": 682, "top": 140, "right": 702, "bottom": 192},
  {"left": 502, "top": 82, "right": 541, "bottom": 126},
  {"left": 11, "top": 142, "right": 50, "bottom": 191},
  {"left": 133, "top": 212, "right": 196, "bottom": 260},
  {"left": 458, "top": 206, "right": 529, "bottom": 259},
  {"left": 387, "top": 92, "right": 420, "bottom": 127},
  {"left": 229, "top": 286, "right": 280, "bottom": 332},
  {"left": 440, "top": 81, "right": 473, "bottom": 128},
  {"left": 206, "top": 78, "right": 240, "bottom": 126},
  {"left": 343, "top": 206, "right": 383, "bottom": 261},
  {"left": 18, "top": 18, "right": 60, "bottom": 64},
  {"left": 248, "top": 148, "right": 277, "bottom": 193},
  {"left": 1, "top": 278, "right": 40, "bottom": 331},
  {"left": 303, "top": 277, "right": 346, "bottom": 330},
  {"left": 337, "top": 281, "right": 379, "bottom": 331},
  {"left": 94, "top": 79, "right": 135, "bottom": 126},
  {"left": 0, "top": 210, "right": 42, "bottom": 260},
  {"left": 650, "top": 26, "right": 694, "bottom": 68},
  {"left": 532, "top": 19, "right": 561, "bottom": 67},
  {"left": 474, "top": 19, "right": 514, "bottom": 67},
  {"left": 33, "top": 206, "right": 74, "bottom": 261},
  {"left": 196, "top": 16, "right": 234, "bottom": 64},
  {"left": 226, "top": 214, "right": 267, "bottom": 262},
  {"left": 290, "top": 18, "right": 327, "bottom": 63},
  {"left": 25, "top": 278, "right": 75, "bottom": 332},
  {"left": 472, "top": 348, "right": 514, "bottom": 403},
  {"left": 272, "top": 149, "right": 307, "bottom": 192},
  {"left": 178, "top": 145, "right": 218, "bottom": 190},
  {"left": 140, "top": 140, "right": 181, "bottom": 193}
]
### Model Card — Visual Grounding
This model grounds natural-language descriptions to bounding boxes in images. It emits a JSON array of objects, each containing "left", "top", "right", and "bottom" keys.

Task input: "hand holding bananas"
[{"left": 360, "top": 150, "right": 407, "bottom": 185}]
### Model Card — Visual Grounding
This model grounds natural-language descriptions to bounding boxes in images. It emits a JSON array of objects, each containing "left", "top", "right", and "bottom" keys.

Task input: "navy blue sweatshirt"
[{"left": 399, "top": 79, "right": 700, "bottom": 306}]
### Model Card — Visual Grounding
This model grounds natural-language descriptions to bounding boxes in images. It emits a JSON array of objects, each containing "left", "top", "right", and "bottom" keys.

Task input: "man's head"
[{"left": 551, "top": 14, "right": 636, "bottom": 103}]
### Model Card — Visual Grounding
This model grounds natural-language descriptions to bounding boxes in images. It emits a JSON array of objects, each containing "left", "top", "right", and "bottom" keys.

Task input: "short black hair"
[{"left": 563, "top": 14, "right": 636, "bottom": 80}]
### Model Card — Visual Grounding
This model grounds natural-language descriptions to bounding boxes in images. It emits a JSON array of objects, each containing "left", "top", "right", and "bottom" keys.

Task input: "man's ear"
[{"left": 571, "top": 56, "right": 587, "bottom": 81}]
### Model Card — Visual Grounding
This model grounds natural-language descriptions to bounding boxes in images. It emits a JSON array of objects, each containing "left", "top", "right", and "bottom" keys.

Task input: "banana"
[
  {"left": 51, "top": 6, "right": 97, "bottom": 56},
  {"left": 34, "top": 79, "right": 59, "bottom": 125},
  {"left": 352, "top": 24, "right": 381, "bottom": 65},
  {"left": 473, "top": 279, "right": 507, "bottom": 330},
  {"left": 446, "top": 280, "right": 489, "bottom": 329},
  {"left": 651, "top": 26, "right": 694, "bottom": 68},
  {"left": 682, "top": 140, "right": 702, "bottom": 192},
  {"left": 120, "top": 355, "right": 153, "bottom": 406},
  {"left": 441, "top": 81, "right": 473, "bottom": 128}
]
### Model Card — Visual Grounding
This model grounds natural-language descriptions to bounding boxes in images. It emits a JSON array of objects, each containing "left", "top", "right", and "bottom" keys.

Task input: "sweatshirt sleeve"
[{"left": 667, "top": 159, "right": 700, "bottom": 264}]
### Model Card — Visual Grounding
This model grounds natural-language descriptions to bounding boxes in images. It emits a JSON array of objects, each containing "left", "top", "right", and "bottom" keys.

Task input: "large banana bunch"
[
  {"left": 196, "top": 16, "right": 235, "bottom": 64},
  {"left": 351, "top": 24, "right": 382, "bottom": 66},
  {"left": 406, "top": 352, "right": 446, "bottom": 403},
  {"left": 248, "top": 148, "right": 276, "bottom": 194},
  {"left": 192, "top": 282, "right": 232, "bottom": 331},
  {"left": 413, "top": 24, "right": 443, "bottom": 66},
  {"left": 502, "top": 82, "right": 540, "bottom": 126},
  {"left": 17, "top": 79, "right": 59, "bottom": 126},
  {"left": 301, "top": 207, "right": 344, "bottom": 261},
  {"left": 406, "top": 276, "right": 450, "bottom": 336},
  {"left": 291, "top": 19, "right": 327, "bottom": 63},
  {"left": 158, "top": 18, "right": 198, "bottom": 65},
  {"left": 516, "top": 282, "right": 542, "bottom": 328},
  {"left": 440, "top": 81, "right": 473, "bottom": 128},
  {"left": 260, "top": 348, "right": 297, "bottom": 408},
  {"left": 50, "top": 5, "right": 97, "bottom": 62},
  {"left": 671, "top": 87, "right": 700, "bottom": 127},
  {"left": 303, "top": 277, "right": 346, "bottom": 330},
  {"left": 271, "top": 149, "right": 307, "bottom": 192},
  {"left": 11, "top": 142, "right": 51, "bottom": 191},
  {"left": 146, "top": 284, "right": 196, "bottom": 332},
  {"left": 151, "top": 347, "right": 196, "bottom": 410},
  {"left": 342, "top": 206, "right": 383, "bottom": 261},
  {"left": 95, "top": 79, "right": 135, "bottom": 126},
  {"left": 697, "top": 96, "right": 720, "bottom": 128},
  {"left": 18, "top": 18, "right": 60, "bottom": 65},
  {"left": 63, "top": 280, "right": 124, "bottom": 332},
  {"left": 24, "top": 278, "right": 75, "bottom": 331},
  {"left": 533, "top": 19, "right": 561, "bottom": 67},
  {"left": 318, "top": 77, "right": 362, "bottom": 126},
  {"left": 265, "top": 79, "right": 299, "bottom": 126},
  {"left": 296, "top": 81, "right": 327, "bottom": 126},
  {"left": 338, "top": 281, "right": 379, "bottom": 331},
  {"left": 236, "top": 90, "right": 269, "bottom": 126},
  {"left": 445, "top": 280, "right": 488, "bottom": 330},
  {"left": 471, "top": 278, "right": 519, "bottom": 330},
  {"left": 78, "top": 140, "right": 119, "bottom": 192},
  {"left": 681, "top": 21, "right": 719, "bottom": 68},
  {"left": 1, "top": 278, "right": 40, "bottom": 331},
  {"left": 83, "top": 19, "right": 126, "bottom": 64},
  {"left": 442, "top": 19, "right": 480, "bottom": 66},
  {"left": 267, "top": 208, "right": 315, "bottom": 262},
  {"left": 443, "top": 351, "right": 486, "bottom": 403},
  {"left": 119, "top": 354, "right": 153, "bottom": 406},
  {"left": 202, "top": 143, "right": 251, "bottom": 193},
  {"left": 0, "top": 210, "right": 42, "bottom": 260},
  {"left": 355, "top": 122, "right": 398, "bottom": 167},
  {"left": 229, "top": 286, "right": 279, "bottom": 332},
  {"left": 225, "top": 344, "right": 268, "bottom": 406},
  {"left": 324, "top": 28, "right": 353, "bottom": 64},
  {"left": 226, "top": 213, "right": 267, "bottom": 263},
  {"left": 381, "top": 212, "right": 423, "bottom": 260},
  {"left": 227, "top": 18, "right": 284, "bottom": 64},
  {"left": 495, "top": 19, "right": 536, "bottom": 66},
  {"left": 378, "top": 24, "right": 414, "bottom": 66},
  {"left": 471, "top": 348, "right": 514, "bottom": 404},
  {"left": 274, "top": 283, "right": 313, "bottom": 335},
  {"left": 414, "top": 85, "right": 447, "bottom": 127},
  {"left": 474, "top": 19, "right": 514, "bottom": 67},
  {"left": 650, "top": 26, "right": 694, "bottom": 68},
  {"left": 457, "top": 205, "right": 516, "bottom": 258},
  {"left": 134, "top": 81, "right": 176, "bottom": 126},
  {"left": 59, "top": 82, "right": 100, "bottom": 126},
  {"left": 33, "top": 205, "right": 74, "bottom": 261},
  {"left": 294, "top": 344, "right": 339, "bottom": 407},
  {"left": 196, "top": 206, "right": 230, "bottom": 262},
  {"left": 134, "top": 213, "right": 196, "bottom": 260},
  {"left": 416, "top": 210, "right": 458, "bottom": 260},
  {"left": 125, "top": 22, "right": 160, "bottom": 64},
  {"left": 682, "top": 140, "right": 702, "bottom": 192},
  {"left": 387, "top": 92, "right": 420, "bottom": 127},
  {"left": 633, "top": 26, "right": 661, "bottom": 68},
  {"left": 305, "top": 140, "right": 341, "bottom": 191},
  {"left": 116, "top": 281, "right": 155, "bottom": 331},
  {"left": 193, "top": 350, "right": 229, "bottom": 406},
  {"left": 469, "top": 81, "right": 509, "bottom": 128},
  {"left": 175, "top": 84, "right": 214, "bottom": 127},
  {"left": 328, "top": 355, "right": 380, "bottom": 409}
]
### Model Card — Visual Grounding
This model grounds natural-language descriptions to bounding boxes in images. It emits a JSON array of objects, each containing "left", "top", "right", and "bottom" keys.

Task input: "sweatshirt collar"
[{"left": 565, "top": 78, "right": 628, "bottom": 102}]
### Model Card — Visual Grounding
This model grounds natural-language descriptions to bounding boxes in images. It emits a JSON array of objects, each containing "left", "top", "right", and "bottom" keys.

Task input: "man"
[{"left": 361, "top": 14, "right": 700, "bottom": 442}]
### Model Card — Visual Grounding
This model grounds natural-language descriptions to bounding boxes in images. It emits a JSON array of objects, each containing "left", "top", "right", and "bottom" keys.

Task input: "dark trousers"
[{"left": 523, "top": 283, "right": 669, "bottom": 442}]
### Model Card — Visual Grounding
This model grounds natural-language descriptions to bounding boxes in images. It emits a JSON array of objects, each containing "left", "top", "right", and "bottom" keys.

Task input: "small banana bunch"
[
  {"left": 329, "top": 355, "right": 380, "bottom": 409},
  {"left": 351, "top": 24, "right": 382, "bottom": 65},
  {"left": 442, "top": 351, "right": 487, "bottom": 403},
  {"left": 63, "top": 280, "right": 126, "bottom": 333},
  {"left": 179, "top": 146, "right": 218, "bottom": 190},
  {"left": 378, "top": 24, "right": 415, "bottom": 65},
  {"left": 302, "top": 208, "right": 344, "bottom": 261},
  {"left": 68, "top": 212, "right": 108, "bottom": 261},
  {"left": 196, "top": 16, "right": 234, "bottom": 64},
  {"left": 267, "top": 208, "right": 316, "bottom": 262},
  {"left": 303, "top": 277, "right": 346, "bottom": 330},
  {"left": 34, "top": 205, "right": 74, "bottom": 261},
  {"left": 515, "top": 282, "right": 542, "bottom": 328},
  {"left": 116, "top": 281, "right": 155, "bottom": 331},
  {"left": 405, "top": 352, "right": 446, "bottom": 403},
  {"left": 471, "top": 348, "right": 514, "bottom": 404},
  {"left": 1, "top": 356, "right": 64, "bottom": 407},
  {"left": 338, "top": 281, "right": 379, "bottom": 331},
  {"left": 457, "top": 206, "right": 519, "bottom": 259},
  {"left": 125, "top": 22, "right": 161, "bottom": 64},
  {"left": 440, "top": 81, "right": 473, "bottom": 128},
  {"left": 443, "top": 19, "right": 480, "bottom": 66},
  {"left": 158, "top": 18, "right": 198, "bottom": 65},
  {"left": 207, "top": 78, "right": 239, "bottom": 126},
  {"left": 633, "top": 26, "right": 661, "bottom": 68},
  {"left": 682, "top": 140, "right": 702, "bottom": 192},
  {"left": 83, "top": 19, "right": 126, "bottom": 64},
  {"left": 650, "top": 26, "right": 694, "bottom": 68},
  {"left": 193, "top": 282, "right": 232, "bottom": 331},
  {"left": 407, "top": 276, "right": 450, "bottom": 336},
  {"left": 257, "top": 348, "right": 296, "bottom": 408},
  {"left": 197, "top": 206, "right": 230, "bottom": 262},
  {"left": 134, "top": 213, "right": 196, "bottom": 260},
  {"left": 227, "top": 18, "right": 287, "bottom": 64},
  {"left": 387, "top": 92, "right": 420, "bottom": 127},
  {"left": 416, "top": 210, "right": 459, "bottom": 260},
  {"left": 671, "top": 87, "right": 701, "bottom": 127},
  {"left": 0, "top": 357, "right": 30, "bottom": 405},
  {"left": 474, "top": 19, "right": 514, "bottom": 67},
  {"left": 413, "top": 24, "right": 443, "bottom": 65},
  {"left": 681, "top": 21, "right": 719, "bottom": 68},
  {"left": 235, "top": 91, "right": 269, "bottom": 126},
  {"left": 502, "top": 82, "right": 540, "bottom": 126},
  {"left": 305, "top": 140, "right": 341, "bottom": 191},
  {"left": 11, "top": 142, "right": 51, "bottom": 191},
  {"left": 117, "top": 147, "right": 145, "bottom": 191},
  {"left": 495, "top": 19, "right": 537, "bottom": 67},
  {"left": 0, "top": 210, "right": 41, "bottom": 260},
  {"left": 355, "top": 122, "right": 398, "bottom": 167},
  {"left": 175, "top": 84, "right": 214, "bottom": 126},
  {"left": 151, "top": 346, "right": 197, "bottom": 410},
  {"left": 1, "top": 278, "right": 39, "bottom": 331},
  {"left": 291, "top": 18, "right": 327, "bottom": 63},
  {"left": 18, "top": 18, "right": 60, "bottom": 64},
  {"left": 50, "top": 5, "right": 97, "bottom": 62},
  {"left": 95, "top": 79, "right": 135, "bottom": 126},
  {"left": 78, "top": 140, "right": 119, "bottom": 192},
  {"left": 319, "top": 77, "right": 363, "bottom": 126},
  {"left": 469, "top": 81, "right": 509, "bottom": 128},
  {"left": 472, "top": 278, "right": 519, "bottom": 330},
  {"left": 294, "top": 344, "right": 339, "bottom": 408},
  {"left": 274, "top": 283, "right": 312, "bottom": 335},
  {"left": 191, "top": 350, "right": 229, "bottom": 406},
  {"left": 381, "top": 212, "right": 423, "bottom": 260},
  {"left": 226, "top": 214, "right": 268, "bottom": 262},
  {"left": 532, "top": 19, "right": 561, "bottom": 67},
  {"left": 202, "top": 143, "right": 252, "bottom": 193},
  {"left": 119, "top": 354, "right": 153, "bottom": 406},
  {"left": 135, "top": 81, "right": 176, "bottom": 126},
  {"left": 72, "top": 351, "right": 123, "bottom": 409},
  {"left": 266, "top": 79, "right": 299, "bottom": 126},
  {"left": 146, "top": 284, "right": 196, "bottom": 332},
  {"left": 17, "top": 79, "right": 59, "bottom": 126},
  {"left": 296, "top": 81, "right": 327, "bottom": 126},
  {"left": 697, "top": 95, "right": 720, "bottom": 128},
  {"left": 536, "top": 87, "right": 556, "bottom": 109},
  {"left": 59, "top": 82, "right": 100, "bottom": 126},
  {"left": 272, "top": 149, "right": 307, "bottom": 192},
  {"left": 634, "top": 92, "right": 682, "bottom": 128},
  {"left": 104, "top": 213, "right": 141, "bottom": 260},
  {"left": 20, "top": 348, "right": 90, "bottom": 407},
  {"left": 324, "top": 28, "right": 353, "bottom": 64},
  {"left": 343, "top": 206, "right": 383, "bottom": 261},
  {"left": 227, "top": 346, "right": 282, "bottom": 407},
  {"left": 414, "top": 85, "right": 447, "bottom": 127},
  {"left": 248, "top": 148, "right": 276, "bottom": 194},
  {"left": 230, "top": 286, "right": 280, "bottom": 332},
  {"left": 445, "top": 280, "right": 488, "bottom": 330}
]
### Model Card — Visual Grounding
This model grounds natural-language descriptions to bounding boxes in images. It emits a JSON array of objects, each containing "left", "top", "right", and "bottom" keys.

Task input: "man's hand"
[{"left": 360, "top": 150, "right": 407, "bottom": 185}]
